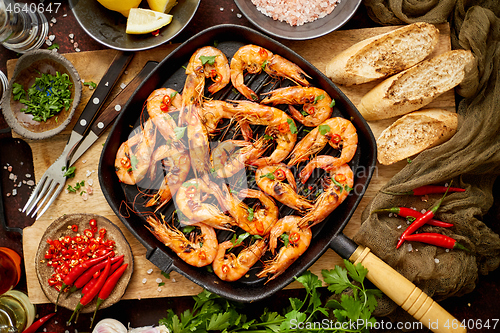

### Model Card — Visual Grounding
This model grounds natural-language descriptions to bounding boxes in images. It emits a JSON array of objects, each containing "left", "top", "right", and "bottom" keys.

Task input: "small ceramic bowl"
[{"left": 1, "top": 50, "right": 82, "bottom": 140}]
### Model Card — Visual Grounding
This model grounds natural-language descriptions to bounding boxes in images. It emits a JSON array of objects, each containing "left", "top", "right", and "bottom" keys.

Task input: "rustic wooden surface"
[{"left": 9, "top": 23, "right": 454, "bottom": 304}]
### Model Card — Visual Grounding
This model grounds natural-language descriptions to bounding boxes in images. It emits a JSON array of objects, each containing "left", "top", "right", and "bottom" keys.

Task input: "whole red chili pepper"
[
  {"left": 90, "top": 263, "right": 129, "bottom": 327},
  {"left": 404, "top": 233, "right": 469, "bottom": 251},
  {"left": 21, "top": 313, "right": 55, "bottom": 333},
  {"left": 68, "top": 258, "right": 111, "bottom": 323},
  {"left": 55, "top": 252, "right": 112, "bottom": 311},
  {"left": 372, "top": 207, "right": 454, "bottom": 228},
  {"left": 396, "top": 184, "right": 452, "bottom": 249},
  {"left": 69, "top": 255, "right": 124, "bottom": 293},
  {"left": 82, "top": 257, "right": 124, "bottom": 296},
  {"left": 382, "top": 184, "right": 465, "bottom": 196}
]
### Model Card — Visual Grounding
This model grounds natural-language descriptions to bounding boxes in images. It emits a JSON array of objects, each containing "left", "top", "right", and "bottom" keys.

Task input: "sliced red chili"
[
  {"left": 289, "top": 232, "right": 301, "bottom": 244},
  {"left": 330, "top": 133, "right": 341, "bottom": 144},
  {"left": 277, "top": 122, "right": 289, "bottom": 133},
  {"left": 273, "top": 168, "right": 286, "bottom": 181},
  {"left": 84, "top": 229, "right": 94, "bottom": 239},
  {"left": 99, "top": 228, "right": 107, "bottom": 238},
  {"left": 259, "top": 47, "right": 267, "bottom": 57},
  {"left": 335, "top": 174, "right": 346, "bottom": 183},
  {"left": 71, "top": 224, "right": 78, "bottom": 232}
]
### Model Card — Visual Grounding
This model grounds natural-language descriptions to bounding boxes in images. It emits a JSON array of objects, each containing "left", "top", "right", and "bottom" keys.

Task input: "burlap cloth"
[{"left": 352, "top": 0, "right": 500, "bottom": 328}]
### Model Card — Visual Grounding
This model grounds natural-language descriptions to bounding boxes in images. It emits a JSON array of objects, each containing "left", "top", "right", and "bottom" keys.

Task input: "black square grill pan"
[{"left": 99, "top": 24, "right": 376, "bottom": 302}]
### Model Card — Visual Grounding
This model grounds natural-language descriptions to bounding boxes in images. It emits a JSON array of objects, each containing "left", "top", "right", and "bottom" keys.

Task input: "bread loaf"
[
  {"left": 357, "top": 49, "right": 475, "bottom": 121},
  {"left": 325, "top": 22, "right": 439, "bottom": 86},
  {"left": 376, "top": 109, "right": 458, "bottom": 165}
]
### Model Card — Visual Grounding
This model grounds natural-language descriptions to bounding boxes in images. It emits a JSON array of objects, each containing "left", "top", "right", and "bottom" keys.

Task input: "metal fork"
[{"left": 22, "top": 51, "right": 133, "bottom": 220}]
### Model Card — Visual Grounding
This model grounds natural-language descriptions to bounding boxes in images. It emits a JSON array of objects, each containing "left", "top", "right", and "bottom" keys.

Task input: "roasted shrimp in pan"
[
  {"left": 260, "top": 86, "right": 333, "bottom": 127},
  {"left": 175, "top": 178, "right": 236, "bottom": 231},
  {"left": 220, "top": 185, "right": 279, "bottom": 236},
  {"left": 255, "top": 164, "right": 313, "bottom": 212},
  {"left": 115, "top": 118, "right": 156, "bottom": 185},
  {"left": 257, "top": 216, "right": 312, "bottom": 282},
  {"left": 213, "top": 238, "right": 268, "bottom": 282},
  {"left": 288, "top": 117, "right": 358, "bottom": 171},
  {"left": 230, "top": 44, "right": 310, "bottom": 101},
  {"left": 146, "top": 216, "right": 218, "bottom": 267},
  {"left": 299, "top": 162, "right": 354, "bottom": 228}
]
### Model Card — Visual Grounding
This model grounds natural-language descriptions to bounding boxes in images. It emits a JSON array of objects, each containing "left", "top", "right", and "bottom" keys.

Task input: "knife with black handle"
[{"left": 69, "top": 60, "right": 158, "bottom": 165}]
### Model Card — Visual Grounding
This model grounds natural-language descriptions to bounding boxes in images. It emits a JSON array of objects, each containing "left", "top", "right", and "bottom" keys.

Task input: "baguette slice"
[
  {"left": 357, "top": 50, "right": 474, "bottom": 121},
  {"left": 325, "top": 22, "right": 439, "bottom": 86},
  {"left": 377, "top": 109, "right": 458, "bottom": 165}
]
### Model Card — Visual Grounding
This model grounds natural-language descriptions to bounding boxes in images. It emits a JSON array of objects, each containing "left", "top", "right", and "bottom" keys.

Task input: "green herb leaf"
[
  {"left": 232, "top": 232, "right": 250, "bottom": 246},
  {"left": 300, "top": 109, "right": 310, "bottom": 117},
  {"left": 407, "top": 216, "right": 416, "bottom": 222},
  {"left": 200, "top": 55, "right": 217, "bottom": 65},
  {"left": 286, "top": 118, "right": 298, "bottom": 134},
  {"left": 182, "top": 226, "right": 196, "bottom": 234},
  {"left": 12, "top": 83, "right": 25, "bottom": 100},
  {"left": 407, "top": 157, "right": 413, "bottom": 164},
  {"left": 259, "top": 172, "right": 275, "bottom": 180},
  {"left": 174, "top": 126, "right": 187, "bottom": 140},
  {"left": 280, "top": 233, "right": 290, "bottom": 247},
  {"left": 63, "top": 166, "right": 76, "bottom": 178},
  {"left": 329, "top": 99, "right": 336, "bottom": 108},
  {"left": 247, "top": 207, "right": 254, "bottom": 221},
  {"left": 263, "top": 134, "right": 274, "bottom": 141},
  {"left": 319, "top": 124, "right": 331, "bottom": 135},
  {"left": 161, "top": 271, "right": 170, "bottom": 279},
  {"left": 47, "top": 43, "right": 59, "bottom": 50},
  {"left": 83, "top": 81, "right": 97, "bottom": 89},
  {"left": 261, "top": 59, "right": 268, "bottom": 71},
  {"left": 130, "top": 155, "right": 139, "bottom": 171},
  {"left": 313, "top": 94, "right": 325, "bottom": 104},
  {"left": 158, "top": 282, "right": 165, "bottom": 287}
]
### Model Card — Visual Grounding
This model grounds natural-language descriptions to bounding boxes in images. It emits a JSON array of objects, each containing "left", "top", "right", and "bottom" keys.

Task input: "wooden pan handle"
[{"left": 350, "top": 246, "right": 466, "bottom": 333}]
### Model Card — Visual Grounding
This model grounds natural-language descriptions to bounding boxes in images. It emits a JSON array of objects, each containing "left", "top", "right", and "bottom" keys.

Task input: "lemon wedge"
[
  {"left": 147, "top": 0, "right": 177, "bottom": 13},
  {"left": 126, "top": 8, "right": 173, "bottom": 34},
  {"left": 96, "top": 0, "right": 141, "bottom": 17}
]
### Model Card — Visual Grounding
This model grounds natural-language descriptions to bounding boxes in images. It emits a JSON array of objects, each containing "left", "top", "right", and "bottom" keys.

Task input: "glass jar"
[
  {"left": 0, "top": 248, "right": 21, "bottom": 295},
  {"left": 0, "top": 290, "right": 36, "bottom": 333}
]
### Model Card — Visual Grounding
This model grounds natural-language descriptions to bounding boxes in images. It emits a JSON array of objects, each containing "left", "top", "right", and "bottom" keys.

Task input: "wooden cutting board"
[{"left": 9, "top": 23, "right": 453, "bottom": 304}]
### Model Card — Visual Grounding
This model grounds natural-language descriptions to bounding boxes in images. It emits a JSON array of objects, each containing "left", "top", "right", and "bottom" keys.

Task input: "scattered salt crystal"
[
  {"left": 388, "top": 213, "right": 393, "bottom": 217},
  {"left": 408, "top": 243, "right": 413, "bottom": 252},
  {"left": 420, "top": 209, "right": 427, "bottom": 214},
  {"left": 7, "top": 166, "right": 12, "bottom": 172},
  {"left": 82, "top": 192, "right": 88, "bottom": 201},
  {"left": 63, "top": 14, "right": 67, "bottom": 17},
  {"left": 434, "top": 258, "right": 440, "bottom": 264},
  {"left": 43, "top": 328, "right": 47, "bottom": 332},
  {"left": 3, "top": 166, "right": 7, "bottom": 169},
  {"left": 142, "top": 278, "right": 147, "bottom": 284},
  {"left": 18, "top": 208, "right": 22, "bottom": 212},
  {"left": 237, "top": 13, "right": 242, "bottom": 18},
  {"left": 156, "top": 278, "right": 162, "bottom": 283},
  {"left": 27, "top": 180, "right": 35, "bottom": 186},
  {"left": 11, "top": 189, "right": 17, "bottom": 196},
  {"left": 69, "top": 33, "right": 74, "bottom": 39},
  {"left": 49, "top": 35, "right": 56, "bottom": 41},
  {"left": 147, "top": 268, "right": 153, "bottom": 274},
  {"left": 445, "top": 249, "right": 450, "bottom": 252},
  {"left": 54, "top": 321, "right": 58, "bottom": 324},
  {"left": 82, "top": 160, "right": 87, "bottom": 164},
  {"left": 6, "top": 193, "right": 11, "bottom": 197},
  {"left": 397, "top": 225, "right": 402, "bottom": 229},
  {"left": 157, "top": 287, "right": 162, "bottom": 292},
  {"left": 18, "top": 182, "right": 22, "bottom": 187},
  {"left": 172, "top": 278, "right": 176, "bottom": 283},
  {"left": 75, "top": 48, "right": 81, "bottom": 52},
  {"left": 220, "top": 7, "right": 224, "bottom": 11},
  {"left": 26, "top": 173, "right": 31, "bottom": 178},
  {"left": 445, "top": 183, "right": 449, "bottom": 187},
  {"left": 8, "top": 173, "right": 15, "bottom": 180},
  {"left": 51, "top": 17, "right": 57, "bottom": 24},
  {"left": 88, "top": 179, "right": 94, "bottom": 186},
  {"left": 86, "top": 186, "right": 93, "bottom": 195},
  {"left": 65, "top": 330, "right": 70, "bottom": 333}
]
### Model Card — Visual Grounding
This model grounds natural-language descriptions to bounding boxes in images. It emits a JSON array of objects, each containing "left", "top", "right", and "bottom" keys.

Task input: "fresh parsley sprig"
[{"left": 159, "top": 260, "right": 381, "bottom": 332}]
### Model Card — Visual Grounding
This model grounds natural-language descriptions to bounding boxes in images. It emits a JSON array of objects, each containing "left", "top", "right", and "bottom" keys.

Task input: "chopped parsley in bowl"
[{"left": 2, "top": 50, "right": 82, "bottom": 140}]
